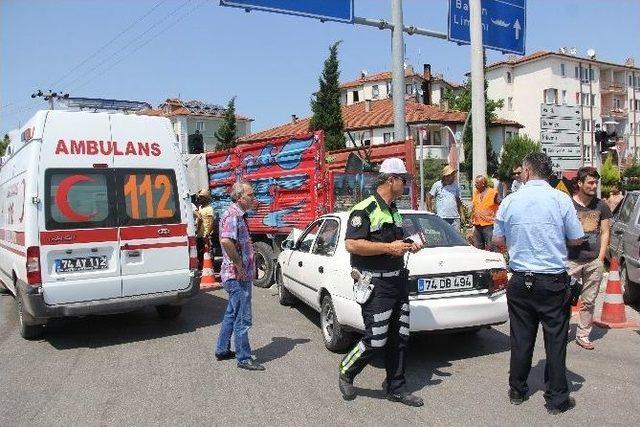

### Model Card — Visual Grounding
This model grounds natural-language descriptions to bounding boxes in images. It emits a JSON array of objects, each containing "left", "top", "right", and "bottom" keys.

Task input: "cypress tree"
[
  {"left": 309, "top": 41, "right": 346, "bottom": 151},
  {"left": 215, "top": 97, "right": 238, "bottom": 150}
]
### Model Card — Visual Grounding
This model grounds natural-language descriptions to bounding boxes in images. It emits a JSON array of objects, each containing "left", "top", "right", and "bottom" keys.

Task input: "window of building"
[
  {"left": 507, "top": 97, "right": 513, "bottom": 110},
  {"left": 544, "top": 88, "right": 558, "bottom": 104},
  {"left": 630, "top": 75, "right": 633, "bottom": 87},
  {"left": 562, "top": 90, "right": 567, "bottom": 104},
  {"left": 506, "top": 131, "right": 513, "bottom": 141},
  {"left": 386, "top": 82, "right": 391, "bottom": 96},
  {"left": 196, "top": 121, "right": 205, "bottom": 132},
  {"left": 576, "top": 92, "right": 580, "bottom": 104},
  {"left": 352, "top": 90, "right": 360, "bottom": 102},
  {"left": 372, "top": 85, "right": 379, "bottom": 99},
  {"left": 405, "top": 84, "right": 414, "bottom": 95},
  {"left": 363, "top": 139, "right": 371, "bottom": 147},
  {"left": 582, "top": 119, "right": 595, "bottom": 132},
  {"left": 561, "top": 63, "right": 565, "bottom": 77},
  {"left": 614, "top": 98, "right": 622, "bottom": 109},
  {"left": 636, "top": 99, "right": 640, "bottom": 110},
  {"left": 433, "top": 131, "right": 442, "bottom": 146},
  {"left": 383, "top": 132, "right": 392, "bottom": 143},
  {"left": 506, "top": 71, "right": 512, "bottom": 83}
]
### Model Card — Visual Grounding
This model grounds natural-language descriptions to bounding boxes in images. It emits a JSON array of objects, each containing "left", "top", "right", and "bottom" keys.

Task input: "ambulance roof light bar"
[{"left": 59, "top": 97, "right": 152, "bottom": 112}]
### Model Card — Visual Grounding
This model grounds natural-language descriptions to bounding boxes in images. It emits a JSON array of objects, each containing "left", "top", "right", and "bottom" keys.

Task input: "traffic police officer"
[
  {"left": 338, "top": 158, "right": 423, "bottom": 407},
  {"left": 492, "top": 152, "right": 584, "bottom": 415}
]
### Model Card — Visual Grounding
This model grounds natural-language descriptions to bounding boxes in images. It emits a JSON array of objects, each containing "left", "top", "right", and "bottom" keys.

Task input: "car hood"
[{"left": 406, "top": 246, "right": 506, "bottom": 275}]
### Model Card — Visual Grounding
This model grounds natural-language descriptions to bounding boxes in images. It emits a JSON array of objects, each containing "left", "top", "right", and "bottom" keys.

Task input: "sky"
[{"left": 1, "top": 0, "right": 639, "bottom": 137}]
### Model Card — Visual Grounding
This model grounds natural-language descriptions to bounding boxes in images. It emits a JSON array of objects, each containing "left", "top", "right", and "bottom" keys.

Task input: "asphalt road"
[{"left": 1, "top": 286, "right": 639, "bottom": 426}]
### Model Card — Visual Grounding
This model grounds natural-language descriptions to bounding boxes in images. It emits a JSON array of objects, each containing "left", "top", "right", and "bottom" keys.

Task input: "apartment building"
[
  {"left": 140, "top": 98, "right": 253, "bottom": 153},
  {"left": 339, "top": 64, "right": 464, "bottom": 107},
  {"left": 486, "top": 50, "right": 640, "bottom": 161}
]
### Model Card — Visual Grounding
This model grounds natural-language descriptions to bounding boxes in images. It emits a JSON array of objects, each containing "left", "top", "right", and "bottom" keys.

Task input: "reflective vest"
[
  {"left": 351, "top": 195, "right": 403, "bottom": 233},
  {"left": 471, "top": 187, "right": 498, "bottom": 226}
]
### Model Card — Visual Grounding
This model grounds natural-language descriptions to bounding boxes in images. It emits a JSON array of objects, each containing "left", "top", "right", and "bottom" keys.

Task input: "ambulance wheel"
[
  {"left": 276, "top": 266, "right": 296, "bottom": 306},
  {"left": 156, "top": 305, "right": 182, "bottom": 319},
  {"left": 254, "top": 242, "right": 275, "bottom": 288},
  {"left": 16, "top": 293, "right": 44, "bottom": 340},
  {"left": 321, "top": 295, "right": 353, "bottom": 353}
]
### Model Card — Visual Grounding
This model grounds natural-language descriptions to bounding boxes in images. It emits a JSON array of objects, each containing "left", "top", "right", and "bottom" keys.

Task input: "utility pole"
[
  {"left": 31, "top": 90, "right": 69, "bottom": 110},
  {"left": 470, "top": 0, "right": 487, "bottom": 179},
  {"left": 391, "top": 0, "right": 406, "bottom": 142}
]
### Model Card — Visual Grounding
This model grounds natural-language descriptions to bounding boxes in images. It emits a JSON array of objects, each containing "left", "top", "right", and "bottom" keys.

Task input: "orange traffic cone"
[
  {"left": 571, "top": 297, "right": 583, "bottom": 314},
  {"left": 593, "top": 257, "right": 638, "bottom": 329},
  {"left": 200, "top": 244, "right": 221, "bottom": 291}
]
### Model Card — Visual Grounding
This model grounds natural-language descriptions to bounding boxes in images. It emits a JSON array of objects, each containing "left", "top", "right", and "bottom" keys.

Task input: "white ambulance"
[{"left": 0, "top": 110, "right": 200, "bottom": 339}]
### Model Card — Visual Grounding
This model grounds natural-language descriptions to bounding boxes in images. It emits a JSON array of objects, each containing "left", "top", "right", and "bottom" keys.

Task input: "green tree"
[
  {"left": 214, "top": 97, "right": 238, "bottom": 150},
  {"left": 445, "top": 78, "right": 502, "bottom": 180},
  {"left": 419, "top": 156, "right": 446, "bottom": 196},
  {"left": 601, "top": 152, "right": 621, "bottom": 197},
  {"left": 309, "top": 41, "right": 346, "bottom": 151},
  {"left": 497, "top": 134, "right": 541, "bottom": 181},
  {"left": 0, "top": 134, "right": 9, "bottom": 156}
]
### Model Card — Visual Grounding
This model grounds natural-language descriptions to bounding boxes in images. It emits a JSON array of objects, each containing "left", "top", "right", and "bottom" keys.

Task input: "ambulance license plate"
[
  {"left": 418, "top": 274, "right": 473, "bottom": 293},
  {"left": 55, "top": 256, "right": 108, "bottom": 273}
]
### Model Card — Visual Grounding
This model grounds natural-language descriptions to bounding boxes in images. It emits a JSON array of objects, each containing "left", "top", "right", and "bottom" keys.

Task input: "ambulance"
[{"left": 0, "top": 110, "right": 200, "bottom": 339}]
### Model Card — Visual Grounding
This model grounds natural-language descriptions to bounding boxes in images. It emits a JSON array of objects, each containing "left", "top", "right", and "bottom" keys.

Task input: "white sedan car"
[{"left": 276, "top": 210, "right": 509, "bottom": 352}]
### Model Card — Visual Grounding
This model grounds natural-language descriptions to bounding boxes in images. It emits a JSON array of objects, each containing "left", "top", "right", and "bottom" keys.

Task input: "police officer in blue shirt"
[{"left": 492, "top": 152, "right": 584, "bottom": 415}]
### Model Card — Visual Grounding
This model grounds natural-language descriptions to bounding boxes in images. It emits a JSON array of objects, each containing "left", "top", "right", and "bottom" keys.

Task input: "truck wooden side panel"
[{"left": 207, "top": 132, "right": 327, "bottom": 235}]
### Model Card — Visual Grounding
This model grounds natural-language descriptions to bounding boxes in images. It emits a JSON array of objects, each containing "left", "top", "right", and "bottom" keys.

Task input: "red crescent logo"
[{"left": 55, "top": 175, "right": 97, "bottom": 222}]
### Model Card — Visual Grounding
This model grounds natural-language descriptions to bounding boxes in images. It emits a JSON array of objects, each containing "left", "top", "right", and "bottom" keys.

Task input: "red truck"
[{"left": 206, "top": 131, "right": 417, "bottom": 287}]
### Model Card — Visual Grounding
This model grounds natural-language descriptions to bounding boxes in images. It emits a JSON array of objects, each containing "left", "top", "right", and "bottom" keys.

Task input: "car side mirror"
[{"left": 281, "top": 239, "right": 295, "bottom": 250}]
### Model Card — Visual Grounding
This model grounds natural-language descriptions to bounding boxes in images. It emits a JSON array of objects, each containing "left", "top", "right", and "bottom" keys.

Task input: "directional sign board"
[
  {"left": 220, "top": 0, "right": 354, "bottom": 23},
  {"left": 540, "top": 117, "right": 582, "bottom": 132},
  {"left": 540, "top": 103, "right": 582, "bottom": 170},
  {"left": 448, "top": 0, "right": 526, "bottom": 55}
]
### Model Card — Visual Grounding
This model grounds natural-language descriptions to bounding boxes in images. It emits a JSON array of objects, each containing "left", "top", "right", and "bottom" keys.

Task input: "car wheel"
[
  {"left": 253, "top": 242, "right": 275, "bottom": 288},
  {"left": 320, "top": 295, "right": 353, "bottom": 352},
  {"left": 16, "top": 293, "right": 44, "bottom": 340},
  {"left": 276, "top": 267, "right": 296, "bottom": 306},
  {"left": 156, "top": 305, "right": 182, "bottom": 319},
  {"left": 620, "top": 262, "right": 640, "bottom": 305}
]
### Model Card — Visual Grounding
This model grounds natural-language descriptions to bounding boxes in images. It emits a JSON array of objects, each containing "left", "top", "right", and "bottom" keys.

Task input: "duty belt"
[{"left": 362, "top": 270, "right": 401, "bottom": 278}]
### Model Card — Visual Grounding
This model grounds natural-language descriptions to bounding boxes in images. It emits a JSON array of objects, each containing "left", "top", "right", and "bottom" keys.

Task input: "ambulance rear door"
[{"left": 109, "top": 114, "right": 191, "bottom": 297}]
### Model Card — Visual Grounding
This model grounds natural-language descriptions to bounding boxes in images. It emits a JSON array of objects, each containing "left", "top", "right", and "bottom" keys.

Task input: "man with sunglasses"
[{"left": 338, "top": 158, "right": 423, "bottom": 407}]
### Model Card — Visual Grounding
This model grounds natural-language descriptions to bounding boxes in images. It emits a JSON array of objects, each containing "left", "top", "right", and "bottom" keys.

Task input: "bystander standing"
[{"left": 493, "top": 152, "right": 584, "bottom": 415}]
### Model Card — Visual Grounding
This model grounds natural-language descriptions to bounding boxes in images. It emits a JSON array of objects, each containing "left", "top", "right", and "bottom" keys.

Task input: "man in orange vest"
[{"left": 471, "top": 175, "right": 499, "bottom": 250}]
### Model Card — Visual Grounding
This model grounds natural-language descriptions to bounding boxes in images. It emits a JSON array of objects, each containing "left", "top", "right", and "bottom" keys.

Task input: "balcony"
[
  {"left": 600, "top": 81, "right": 627, "bottom": 94},
  {"left": 601, "top": 108, "right": 628, "bottom": 119}
]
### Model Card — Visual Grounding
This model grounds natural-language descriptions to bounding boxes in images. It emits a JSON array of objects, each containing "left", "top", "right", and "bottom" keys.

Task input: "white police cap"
[{"left": 379, "top": 157, "right": 408, "bottom": 174}]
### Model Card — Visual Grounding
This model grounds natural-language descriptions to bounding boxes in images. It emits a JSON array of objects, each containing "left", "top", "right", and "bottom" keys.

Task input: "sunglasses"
[{"left": 392, "top": 175, "right": 407, "bottom": 184}]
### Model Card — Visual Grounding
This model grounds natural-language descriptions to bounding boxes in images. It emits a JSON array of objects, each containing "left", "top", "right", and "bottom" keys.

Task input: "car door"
[
  {"left": 308, "top": 217, "right": 342, "bottom": 309},
  {"left": 284, "top": 219, "right": 323, "bottom": 305},
  {"left": 611, "top": 193, "right": 638, "bottom": 259}
]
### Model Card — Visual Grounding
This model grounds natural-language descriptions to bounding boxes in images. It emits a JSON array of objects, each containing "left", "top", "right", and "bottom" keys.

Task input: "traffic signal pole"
[{"left": 470, "top": 0, "right": 487, "bottom": 179}]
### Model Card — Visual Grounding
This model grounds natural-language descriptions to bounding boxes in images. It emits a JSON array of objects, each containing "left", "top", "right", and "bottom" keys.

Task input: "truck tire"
[
  {"left": 276, "top": 266, "right": 296, "bottom": 306},
  {"left": 156, "top": 305, "right": 182, "bottom": 319},
  {"left": 16, "top": 293, "right": 44, "bottom": 340},
  {"left": 253, "top": 242, "right": 275, "bottom": 288},
  {"left": 621, "top": 263, "right": 640, "bottom": 305},
  {"left": 321, "top": 295, "right": 353, "bottom": 352}
]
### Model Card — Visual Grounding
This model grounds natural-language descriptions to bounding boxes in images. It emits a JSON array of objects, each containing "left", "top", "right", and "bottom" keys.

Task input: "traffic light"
[{"left": 596, "top": 130, "right": 616, "bottom": 153}]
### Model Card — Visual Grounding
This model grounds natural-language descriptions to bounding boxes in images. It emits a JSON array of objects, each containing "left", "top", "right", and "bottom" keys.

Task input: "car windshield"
[{"left": 401, "top": 213, "right": 468, "bottom": 248}]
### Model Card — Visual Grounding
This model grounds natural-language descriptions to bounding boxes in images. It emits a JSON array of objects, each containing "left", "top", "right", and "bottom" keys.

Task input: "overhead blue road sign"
[
  {"left": 220, "top": 0, "right": 354, "bottom": 24},
  {"left": 448, "top": 0, "right": 526, "bottom": 55}
]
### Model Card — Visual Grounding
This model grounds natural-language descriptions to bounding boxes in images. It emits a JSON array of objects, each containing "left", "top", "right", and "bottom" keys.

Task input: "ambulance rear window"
[
  {"left": 116, "top": 169, "right": 181, "bottom": 226},
  {"left": 45, "top": 170, "right": 115, "bottom": 230}
]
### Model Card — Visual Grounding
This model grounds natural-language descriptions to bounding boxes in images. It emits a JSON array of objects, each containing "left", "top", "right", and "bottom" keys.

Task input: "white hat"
[{"left": 379, "top": 157, "right": 408, "bottom": 174}]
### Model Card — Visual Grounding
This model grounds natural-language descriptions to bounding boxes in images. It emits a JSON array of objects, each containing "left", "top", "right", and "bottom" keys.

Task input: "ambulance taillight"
[
  {"left": 26, "top": 246, "right": 42, "bottom": 285},
  {"left": 188, "top": 236, "right": 198, "bottom": 270}
]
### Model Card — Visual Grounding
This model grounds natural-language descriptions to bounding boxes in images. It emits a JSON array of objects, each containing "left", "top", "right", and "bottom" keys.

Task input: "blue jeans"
[{"left": 215, "top": 279, "right": 253, "bottom": 363}]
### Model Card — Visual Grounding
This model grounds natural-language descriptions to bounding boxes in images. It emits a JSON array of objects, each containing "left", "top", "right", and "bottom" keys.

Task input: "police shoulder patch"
[{"left": 350, "top": 215, "right": 363, "bottom": 228}]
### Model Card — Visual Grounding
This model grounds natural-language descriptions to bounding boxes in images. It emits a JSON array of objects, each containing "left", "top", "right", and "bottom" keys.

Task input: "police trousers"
[
  {"left": 507, "top": 272, "right": 571, "bottom": 409},
  {"left": 339, "top": 276, "right": 410, "bottom": 394}
]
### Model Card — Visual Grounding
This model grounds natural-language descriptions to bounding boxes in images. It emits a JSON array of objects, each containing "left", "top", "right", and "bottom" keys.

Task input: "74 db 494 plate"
[{"left": 418, "top": 274, "right": 473, "bottom": 293}]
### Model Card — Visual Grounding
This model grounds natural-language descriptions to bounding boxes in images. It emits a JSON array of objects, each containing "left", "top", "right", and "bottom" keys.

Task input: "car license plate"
[
  {"left": 418, "top": 274, "right": 473, "bottom": 293},
  {"left": 55, "top": 256, "right": 108, "bottom": 273}
]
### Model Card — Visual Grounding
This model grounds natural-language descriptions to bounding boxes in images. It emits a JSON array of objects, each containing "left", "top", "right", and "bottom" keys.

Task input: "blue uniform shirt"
[{"left": 493, "top": 180, "right": 584, "bottom": 274}]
